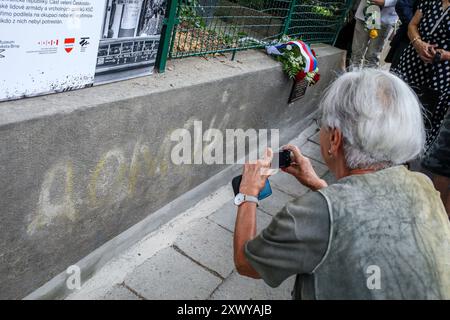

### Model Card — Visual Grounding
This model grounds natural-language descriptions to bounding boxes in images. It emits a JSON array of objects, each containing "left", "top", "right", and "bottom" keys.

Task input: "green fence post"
[
  {"left": 282, "top": 0, "right": 297, "bottom": 37},
  {"left": 156, "top": 0, "right": 179, "bottom": 73}
]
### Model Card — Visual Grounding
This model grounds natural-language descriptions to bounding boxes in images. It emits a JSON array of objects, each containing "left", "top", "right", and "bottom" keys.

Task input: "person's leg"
[
  {"left": 334, "top": 18, "right": 356, "bottom": 68},
  {"left": 364, "top": 23, "right": 393, "bottom": 68},
  {"left": 433, "top": 175, "right": 450, "bottom": 217},
  {"left": 350, "top": 19, "right": 369, "bottom": 69}
]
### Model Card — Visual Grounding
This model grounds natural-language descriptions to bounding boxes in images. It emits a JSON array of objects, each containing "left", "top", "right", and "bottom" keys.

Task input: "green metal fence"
[
  {"left": 156, "top": 0, "right": 352, "bottom": 71},
  {"left": 288, "top": 0, "right": 352, "bottom": 43}
]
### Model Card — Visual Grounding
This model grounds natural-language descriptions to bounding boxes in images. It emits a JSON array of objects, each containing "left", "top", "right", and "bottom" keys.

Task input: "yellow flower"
[{"left": 369, "top": 29, "right": 379, "bottom": 39}]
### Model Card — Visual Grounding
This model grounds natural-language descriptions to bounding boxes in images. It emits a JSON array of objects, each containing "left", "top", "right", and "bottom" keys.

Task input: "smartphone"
[
  {"left": 231, "top": 175, "right": 272, "bottom": 200},
  {"left": 273, "top": 150, "right": 292, "bottom": 168}
]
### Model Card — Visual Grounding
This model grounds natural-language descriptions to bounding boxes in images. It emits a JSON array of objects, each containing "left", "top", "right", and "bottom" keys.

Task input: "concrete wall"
[{"left": 0, "top": 45, "right": 345, "bottom": 299}]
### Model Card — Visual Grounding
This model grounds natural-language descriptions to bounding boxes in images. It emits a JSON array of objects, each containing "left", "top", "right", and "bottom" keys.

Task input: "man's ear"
[{"left": 329, "top": 128, "right": 344, "bottom": 156}]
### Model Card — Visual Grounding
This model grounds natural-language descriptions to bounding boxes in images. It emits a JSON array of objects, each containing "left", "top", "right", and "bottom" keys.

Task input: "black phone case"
[
  {"left": 278, "top": 150, "right": 292, "bottom": 168},
  {"left": 232, "top": 175, "right": 242, "bottom": 196}
]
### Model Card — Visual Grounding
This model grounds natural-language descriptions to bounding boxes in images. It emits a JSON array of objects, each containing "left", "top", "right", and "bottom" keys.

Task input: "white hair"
[{"left": 319, "top": 69, "right": 425, "bottom": 170}]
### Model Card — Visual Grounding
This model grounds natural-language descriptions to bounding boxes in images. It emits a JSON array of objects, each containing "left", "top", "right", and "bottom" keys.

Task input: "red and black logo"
[
  {"left": 64, "top": 38, "right": 75, "bottom": 53},
  {"left": 38, "top": 39, "right": 59, "bottom": 46}
]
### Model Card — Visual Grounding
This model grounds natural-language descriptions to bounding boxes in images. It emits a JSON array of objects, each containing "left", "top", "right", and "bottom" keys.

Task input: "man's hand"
[
  {"left": 370, "top": 0, "right": 385, "bottom": 6},
  {"left": 234, "top": 150, "right": 272, "bottom": 280},
  {"left": 436, "top": 49, "right": 450, "bottom": 62},
  {"left": 281, "top": 144, "right": 327, "bottom": 191},
  {"left": 239, "top": 148, "right": 273, "bottom": 196},
  {"left": 413, "top": 40, "right": 438, "bottom": 63}
]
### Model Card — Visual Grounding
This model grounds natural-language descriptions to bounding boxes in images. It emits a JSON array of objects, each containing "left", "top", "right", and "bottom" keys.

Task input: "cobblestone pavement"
[{"left": 67, "top": 123, "right": 336, "bottom": 300}]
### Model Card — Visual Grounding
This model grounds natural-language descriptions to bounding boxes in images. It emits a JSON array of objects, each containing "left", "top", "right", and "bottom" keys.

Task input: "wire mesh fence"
[
  {"left": 163, "top": 0, "right": 351, "bottom": 60},
  {"left": 170, "top": 0, "right": 290, "bottom": 58},
  {"left": 287, "top": 0, "right": 352, "bottom": 43}
]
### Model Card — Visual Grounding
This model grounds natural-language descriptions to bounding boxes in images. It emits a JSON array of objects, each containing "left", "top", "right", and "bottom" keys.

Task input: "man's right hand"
[{"left": 281, "top": 144, "right": 327, "bottom": 191}]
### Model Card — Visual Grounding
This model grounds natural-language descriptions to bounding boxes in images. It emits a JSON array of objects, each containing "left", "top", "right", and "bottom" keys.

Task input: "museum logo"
[
  {"left": 64, "top": 37, "right": 75, "bottom": 53},
  {"left": 79, "top": 37, "right": 90, "bottom": 52},
  {"left": 37, "top": 39, "right": 59, "bottom": 47}
]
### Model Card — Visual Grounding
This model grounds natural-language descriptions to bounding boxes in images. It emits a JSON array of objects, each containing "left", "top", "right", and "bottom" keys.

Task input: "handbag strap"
[{"left": 429, "top": 5, "right": 450, "bottom": 35}]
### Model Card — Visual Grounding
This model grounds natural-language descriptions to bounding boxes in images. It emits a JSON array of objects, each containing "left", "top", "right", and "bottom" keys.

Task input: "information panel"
[{"left": 0, "top": 0, "right": 166, "bottom": 101}]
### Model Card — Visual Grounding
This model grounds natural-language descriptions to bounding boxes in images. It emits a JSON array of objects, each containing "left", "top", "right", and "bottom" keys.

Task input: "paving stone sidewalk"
[{"left": 68, "top": 122, "right": 336, "bottom": 300}]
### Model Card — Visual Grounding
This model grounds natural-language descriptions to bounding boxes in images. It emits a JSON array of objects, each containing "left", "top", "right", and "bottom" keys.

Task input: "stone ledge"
[{"left": 0, "top": 45, "right": 344, "bottom": 127}]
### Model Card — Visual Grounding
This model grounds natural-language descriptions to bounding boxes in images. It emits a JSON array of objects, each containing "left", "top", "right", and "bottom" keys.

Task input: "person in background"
[
  {"left": 391, "top": 0, "right": 450, "bottom": 215},
  {"left": 386, "top": 0, "right": 417, "bottom": 68},
  {"left": 334, "top": 0, "right": 361, "bottom": 67},
  {"left": 422, "top": 109, "right": 450, "bottom": 217},
  {"left": 233, "top": 69, "right": 450, "bottom": 299},
  {"left": 351, "top": 0, "right": 398, "bottom": 68}
]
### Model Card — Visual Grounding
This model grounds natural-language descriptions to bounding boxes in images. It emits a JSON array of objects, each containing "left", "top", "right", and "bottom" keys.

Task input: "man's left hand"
[{"left": 239, "top": 148, "right": 273, "bottom": 196}]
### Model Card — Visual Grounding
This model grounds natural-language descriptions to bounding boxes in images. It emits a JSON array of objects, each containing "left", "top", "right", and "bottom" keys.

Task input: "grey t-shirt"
[{"left": 244, "top": 191, "right": 330, "bottom": 299}]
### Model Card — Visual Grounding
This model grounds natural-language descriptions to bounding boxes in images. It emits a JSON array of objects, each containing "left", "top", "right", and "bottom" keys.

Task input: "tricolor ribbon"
[{"left": 266, "top": 40, "right": 317, "bottom": 73}]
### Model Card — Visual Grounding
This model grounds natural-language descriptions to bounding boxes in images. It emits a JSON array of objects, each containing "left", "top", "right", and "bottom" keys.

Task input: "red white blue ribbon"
[{"left": 266, "top": 40, "right": 317, "bottom": 73}]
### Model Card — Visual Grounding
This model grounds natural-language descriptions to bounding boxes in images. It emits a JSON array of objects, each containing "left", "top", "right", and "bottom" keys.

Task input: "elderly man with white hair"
[{"left": 233, "top": 69, "right": 450, "bottom": 299}]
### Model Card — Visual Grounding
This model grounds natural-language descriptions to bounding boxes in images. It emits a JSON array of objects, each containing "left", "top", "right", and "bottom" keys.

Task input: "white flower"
[{"left": 286, "top": 45, "right": 292, "bottom": 51}]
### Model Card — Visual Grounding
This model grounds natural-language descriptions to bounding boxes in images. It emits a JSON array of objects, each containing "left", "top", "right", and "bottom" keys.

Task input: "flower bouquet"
[{"left": 266, "top": 40, "right": 320, "bottom": 86}]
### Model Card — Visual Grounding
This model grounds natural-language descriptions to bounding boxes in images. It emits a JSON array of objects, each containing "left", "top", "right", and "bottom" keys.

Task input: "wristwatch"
[
  {"left": 433, "top": 51, "right": 442, "bottom": 64},
  {"left": 234, "top": 193, "right": 259, "bottom": 206}
]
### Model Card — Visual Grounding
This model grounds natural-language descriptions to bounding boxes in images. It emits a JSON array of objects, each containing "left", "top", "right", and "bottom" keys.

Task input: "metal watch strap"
[{"left": 243, "top": 194, "right": 259, "bottom": 206}]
